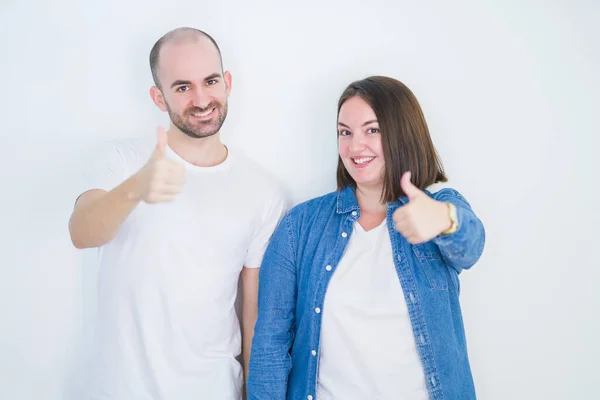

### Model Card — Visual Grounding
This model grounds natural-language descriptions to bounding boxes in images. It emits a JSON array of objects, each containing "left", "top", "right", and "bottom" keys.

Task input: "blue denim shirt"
[{"left": 247, "top": 186, "right": 485, "bottom": 400}]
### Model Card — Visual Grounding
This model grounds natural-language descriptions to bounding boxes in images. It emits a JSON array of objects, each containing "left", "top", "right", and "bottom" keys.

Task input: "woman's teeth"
[{"left": 353, "top": 157, "right": 374, "bottom": 165}]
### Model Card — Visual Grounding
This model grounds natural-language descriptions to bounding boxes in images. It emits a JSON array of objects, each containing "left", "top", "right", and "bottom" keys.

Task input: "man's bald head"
[{"left": 149, "top": 27, "right": 223, "bottom": 89}]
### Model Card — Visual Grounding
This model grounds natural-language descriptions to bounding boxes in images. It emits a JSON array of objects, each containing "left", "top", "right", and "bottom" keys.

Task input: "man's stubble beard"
[{"left": 167, "top": 101, "right": 228, "bottom": 139}]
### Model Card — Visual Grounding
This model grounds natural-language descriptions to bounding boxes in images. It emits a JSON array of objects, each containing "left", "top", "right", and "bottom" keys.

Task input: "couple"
[{"left": 69, "top": 27, "right": 485, "bottom": 400}]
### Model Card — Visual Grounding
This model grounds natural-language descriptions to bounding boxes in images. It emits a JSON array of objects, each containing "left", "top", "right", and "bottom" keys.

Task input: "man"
[{"left": 69, "top": 27, "right": 286, "bottom": 399}]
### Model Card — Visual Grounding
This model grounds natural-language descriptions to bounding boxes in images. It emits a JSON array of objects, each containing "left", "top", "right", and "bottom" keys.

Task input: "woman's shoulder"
[
  {"left": 287, "top": 190, "right": 339, "bottom": 217},
  {"left": 428, "top": 187, "right": 473, "bottom": 208}
]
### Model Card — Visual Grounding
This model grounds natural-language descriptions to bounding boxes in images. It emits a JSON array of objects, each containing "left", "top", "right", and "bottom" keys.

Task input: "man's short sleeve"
[
  {"left": 244, "top": 188, "right": 288, "bottom": 269},
  {"left": 75, "top": 141, "right": 126, "bottom": 203}
]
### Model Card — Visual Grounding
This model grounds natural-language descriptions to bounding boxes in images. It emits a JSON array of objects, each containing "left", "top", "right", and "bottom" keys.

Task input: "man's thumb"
[{"left": 155, "top": 126, "right": 168, "bottom": 158}]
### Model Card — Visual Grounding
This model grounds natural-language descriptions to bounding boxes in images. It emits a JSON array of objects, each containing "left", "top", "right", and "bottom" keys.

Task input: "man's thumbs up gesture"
[
  {"left": 134, "top": 126, "right": 185, "bottom": 204},
  {"left": 392, "top": 171, "right": 452, "bottom": 244}
]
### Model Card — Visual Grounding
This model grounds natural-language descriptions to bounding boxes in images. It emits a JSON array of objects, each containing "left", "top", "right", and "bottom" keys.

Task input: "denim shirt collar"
[
  {"left": 335, "top": 186, "right": 360, "bottom": 214},
  {"left": 337, "top": 185, "right": 433, "bottom": 214}
]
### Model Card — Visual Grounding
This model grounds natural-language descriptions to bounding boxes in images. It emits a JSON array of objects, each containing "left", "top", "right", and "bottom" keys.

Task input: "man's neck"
[{"left": 167, "top": 127, "right": 228, "bottom": 167}]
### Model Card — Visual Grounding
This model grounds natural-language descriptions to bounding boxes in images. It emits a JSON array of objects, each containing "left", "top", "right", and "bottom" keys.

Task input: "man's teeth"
[
  {"left": 353, "top": 157, "right": 374, "bottom": 165},
  {"left": 192, "top": 108, "right": 214, "bottom": 117}
]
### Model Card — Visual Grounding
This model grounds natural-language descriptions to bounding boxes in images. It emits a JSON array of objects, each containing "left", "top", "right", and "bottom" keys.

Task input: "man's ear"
[
  {"left": 150, "top": 86, "right": 168, "bottom": 112},
  {"left": 224, "top": 70, "right": 232, "bottom": 96}
]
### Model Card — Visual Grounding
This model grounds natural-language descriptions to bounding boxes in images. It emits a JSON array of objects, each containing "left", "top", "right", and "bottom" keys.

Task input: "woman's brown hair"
[{"left": 336, "top": 76, "right": 447, "bottom": 203}]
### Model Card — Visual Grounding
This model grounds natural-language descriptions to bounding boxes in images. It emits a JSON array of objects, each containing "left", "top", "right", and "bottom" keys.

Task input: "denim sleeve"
[
  {"left": 432, "top": 188, "right": 486, "bottom": 273},
  {"left": 247, "top": 213, "right": 297, "bottom": 400}
]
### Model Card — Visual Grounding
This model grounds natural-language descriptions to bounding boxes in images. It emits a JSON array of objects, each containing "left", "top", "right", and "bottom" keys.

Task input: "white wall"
[{"left": 1, "top": 0, "right": 598, "bottom": 399}]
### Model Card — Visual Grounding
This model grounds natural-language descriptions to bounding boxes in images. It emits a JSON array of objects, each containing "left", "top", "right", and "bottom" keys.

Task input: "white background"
[{"left": 0, "top": 0, "right": 598, "bottom": 399}]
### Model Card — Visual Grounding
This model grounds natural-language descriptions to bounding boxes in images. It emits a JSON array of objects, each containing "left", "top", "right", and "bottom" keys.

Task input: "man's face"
[{"left": 153, "top": 38, "right": 231, "bottom": 139}]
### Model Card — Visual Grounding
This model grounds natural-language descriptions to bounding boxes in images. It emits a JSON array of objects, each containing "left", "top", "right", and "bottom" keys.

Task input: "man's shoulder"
[
  {"left": 113, "top": 136, "right": 155, "bottom": 162},
  {"left": 229, "top": 147, "right": 284, "bottom": 192},
  {"left": 92, "top": 136, "right": 153, "bottom": 165}
]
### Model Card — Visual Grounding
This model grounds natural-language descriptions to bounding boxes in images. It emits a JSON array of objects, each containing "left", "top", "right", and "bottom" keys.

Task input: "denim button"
[
  {"left": 325, "top": 265, "right": 332, "bottom": 271},
  {"left": 308, "top": 396, "right": 313, "bottom": 400},
  {"left": 311, "top": 350, "right": 317, "bottom": 356},
  {"left": 397, "top": 254, "right": 402, "bottom": 262},
  {"left": 431, "top": 376, "right": 437, "bottom": 387},
  {"left": 341, "top": 232, "right": 348, "bottom": 238},
  {"left": 351, "top": 211, "right": 357, "bottom": 216},
  {"left": 420, "top": 335, "right": 425, "bottom": 344},
  {"left": 315, "top": 307, "right": 321, "bottom": 314},
  {"left": 409, "top": 292, "right": 416, "bottom": 303}
]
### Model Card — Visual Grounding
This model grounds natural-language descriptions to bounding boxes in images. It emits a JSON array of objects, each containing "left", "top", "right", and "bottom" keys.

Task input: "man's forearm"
[
  {"left": 241, "top": 266, "right": 260, "bottom": 385},
  {"left": 69, "top": 174, "right": 142, "bottom": 249},
  {"left": 242, "top": 307, "right": 258, "bottom": 382}
]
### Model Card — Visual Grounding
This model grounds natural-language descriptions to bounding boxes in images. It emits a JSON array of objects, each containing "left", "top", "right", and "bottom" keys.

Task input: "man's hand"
[
  {"left": 134, "top": 126, "right": 185, "bottom": 203},
  {"left": 392, "top": 171, "right": 452, "bottom": 244}
]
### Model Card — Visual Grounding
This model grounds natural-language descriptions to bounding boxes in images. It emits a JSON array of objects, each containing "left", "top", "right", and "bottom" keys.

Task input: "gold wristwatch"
[{"left": 441, "top": 202, "right": 459, "bottom": 235}]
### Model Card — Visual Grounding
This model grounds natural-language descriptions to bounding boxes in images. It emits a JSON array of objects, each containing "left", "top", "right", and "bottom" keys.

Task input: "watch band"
[{"left": 441, "top": 202, "right": 459, "bottom": 235}]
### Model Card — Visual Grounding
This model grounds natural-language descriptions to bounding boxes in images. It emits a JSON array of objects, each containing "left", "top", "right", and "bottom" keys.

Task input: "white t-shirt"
[
  {"left": 76, "top": 138, "right": 287, "bottom": 400},
  {"left": 317, "top": 220, "right": 429, "bottom": 400}
]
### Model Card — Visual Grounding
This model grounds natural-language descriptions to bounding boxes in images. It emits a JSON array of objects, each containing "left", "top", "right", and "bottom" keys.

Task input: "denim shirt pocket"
[{"left": 411, "top": 242, "right": 449, "bottom": 291}]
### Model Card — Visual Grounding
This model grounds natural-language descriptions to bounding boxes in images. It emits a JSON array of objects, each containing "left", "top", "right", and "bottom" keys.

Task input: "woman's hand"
[{"left": 392, "top": 171, "right": 452, "bottom": 244}]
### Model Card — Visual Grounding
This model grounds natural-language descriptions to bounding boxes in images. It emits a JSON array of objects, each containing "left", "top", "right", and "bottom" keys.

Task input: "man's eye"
[
  {"left": 176, "top": 86, "right": 189, "bottom": 92},
  {"left": 207, "top": 80, "right": 217, "bottom": 86}
]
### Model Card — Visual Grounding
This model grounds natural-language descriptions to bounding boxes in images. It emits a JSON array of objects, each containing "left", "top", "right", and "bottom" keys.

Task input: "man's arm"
[
  {"left": 241, "top": 266, "right": 260, "bottom": 383},
  {"left": 68, "top": 177, "right": 143, "bottom": 249},
  {"left": 69, "top": 127, "right": 184, "bottom": 249}
]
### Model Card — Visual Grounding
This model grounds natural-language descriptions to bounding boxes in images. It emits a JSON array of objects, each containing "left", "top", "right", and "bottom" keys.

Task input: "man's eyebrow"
[
  {"left": 169, "top": 73, "right": 222, "bottom": 89},
  {"left": 204, "top": 73, "right": 222, "bottom": 81},
  {"left": 170, "top": 80, "right": 191, "bottom": 89}
]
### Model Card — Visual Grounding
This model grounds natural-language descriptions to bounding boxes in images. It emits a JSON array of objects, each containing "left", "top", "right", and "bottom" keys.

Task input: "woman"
[{"left": 247, "top": 76, "right": 485, "bottom": 400}]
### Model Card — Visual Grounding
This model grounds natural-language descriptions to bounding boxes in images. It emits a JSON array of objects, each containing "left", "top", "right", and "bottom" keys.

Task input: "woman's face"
[{"left": 338, "top": 96, "right": 385, "bottom": 191}]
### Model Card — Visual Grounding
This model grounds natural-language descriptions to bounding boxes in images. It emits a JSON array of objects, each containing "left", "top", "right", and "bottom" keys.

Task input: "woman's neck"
[{"left": 355, "top": 184, "right": 387, "bottom": 231}]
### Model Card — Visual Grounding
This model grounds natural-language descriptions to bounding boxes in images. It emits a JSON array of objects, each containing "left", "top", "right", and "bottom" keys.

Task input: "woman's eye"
[{"left": 367, "top": 128, "right": 380, "bottom": 134}]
